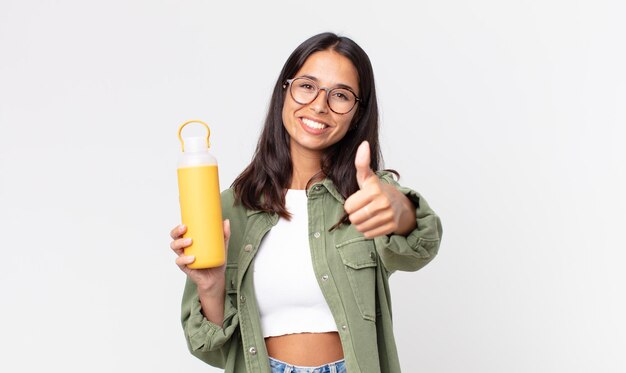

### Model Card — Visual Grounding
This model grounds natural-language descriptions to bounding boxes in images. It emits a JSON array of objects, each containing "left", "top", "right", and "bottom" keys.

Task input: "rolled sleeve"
[{"left": 181, "top": 277, "right": 239, "bottom": 366}]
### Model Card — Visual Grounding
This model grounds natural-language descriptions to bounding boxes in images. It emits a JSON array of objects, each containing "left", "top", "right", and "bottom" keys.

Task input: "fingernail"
[
  {"left": 184, "top": 238, "right": 192, "bottom": 245},
  {"left": 187, "top": 256, "right": 195, "bottom": 263},
  {"left": 180, "top": 224, "right": 186, "bottom": 231}
]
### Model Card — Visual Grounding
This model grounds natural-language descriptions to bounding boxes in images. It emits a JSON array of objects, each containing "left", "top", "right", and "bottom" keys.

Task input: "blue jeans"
[{"left": 269, "top": 357, "right": 347, "bottom": 373}]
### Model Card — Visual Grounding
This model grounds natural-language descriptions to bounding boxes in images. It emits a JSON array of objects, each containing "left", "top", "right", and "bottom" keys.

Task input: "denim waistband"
[{"left": 269, "top": 356, "right": 346, "bottom": 373}]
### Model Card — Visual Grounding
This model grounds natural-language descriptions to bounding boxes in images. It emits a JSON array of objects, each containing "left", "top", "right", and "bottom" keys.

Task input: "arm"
[
  {"left": 181, "top": 275, "right": 239, "bottom": 367},
  {"left": 171, "top": 218, "right": 240, "bottom": 367},
  {"left": 343, "top": 141, "right": 442, "bottom": 273},
  {"left": 374, "top": 171, "right": 443, "bottom": 273}
]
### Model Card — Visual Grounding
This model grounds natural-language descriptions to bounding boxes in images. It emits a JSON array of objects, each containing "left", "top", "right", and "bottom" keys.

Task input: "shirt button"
[
  {"left": 244, "top": 244, "right": 253, "bottom": 252},
  {"left": 314, "top": 185, "right": 321, "bottom": 191},
  {"left": 321, "top": 274, "right": 329, "bottom": 281},
  {"left": 370, "top": 252, "right": 376, "bottom": 260},
  {"left": 342, "top": 325, "right": 348, "bottom": 331},
  {"left": 240, "top": 295, "right": 246, "bottom": 303},
  {"left": 249, "top": 347, "right": 257, "bottom": 355},
  {"left": 313, "top": 232, "right": 321, "bottom": 238}
]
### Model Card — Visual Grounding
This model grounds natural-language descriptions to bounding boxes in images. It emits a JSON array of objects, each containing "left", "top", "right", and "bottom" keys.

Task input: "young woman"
[{"left": 170, "top": 32, "right": 442, "bottom": 373}]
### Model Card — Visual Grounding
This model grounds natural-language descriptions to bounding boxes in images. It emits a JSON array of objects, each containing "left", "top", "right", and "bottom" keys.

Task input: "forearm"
[{"left": 197, "top": 283, "right": 226, "bottom": 327}]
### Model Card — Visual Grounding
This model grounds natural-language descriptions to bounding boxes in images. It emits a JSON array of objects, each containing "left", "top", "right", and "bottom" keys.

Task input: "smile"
[{"left": 302, "top": 118, "right": 328, "bottom": 130}]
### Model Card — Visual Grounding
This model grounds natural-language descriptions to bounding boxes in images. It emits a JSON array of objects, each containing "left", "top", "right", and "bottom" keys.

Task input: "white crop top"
[{"left": 253, "top": 189, "right": 338, "bottom": 338}]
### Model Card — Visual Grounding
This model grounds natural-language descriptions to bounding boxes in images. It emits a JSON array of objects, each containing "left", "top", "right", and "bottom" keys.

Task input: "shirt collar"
[
  {"left": 314, "top": 178, "right": 346, "bottom": 204},
  {"left": 244, "top": 178, "right": 345, "bottom": 217}
]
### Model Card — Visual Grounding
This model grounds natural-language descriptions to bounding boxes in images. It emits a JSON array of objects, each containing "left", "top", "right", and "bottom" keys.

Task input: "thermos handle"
[{"left": 178, "top": 120, "right": 211, "bottom": 152}]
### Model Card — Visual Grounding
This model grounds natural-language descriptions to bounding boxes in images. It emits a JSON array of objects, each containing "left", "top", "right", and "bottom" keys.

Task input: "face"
[{"left": 282, "top": 50, "right": 360, "bottom": 158}]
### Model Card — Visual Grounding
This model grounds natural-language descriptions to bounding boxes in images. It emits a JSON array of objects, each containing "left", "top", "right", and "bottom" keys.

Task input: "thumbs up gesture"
[{"left": 344, "top": 141, "right": 417, "bottom": 239}]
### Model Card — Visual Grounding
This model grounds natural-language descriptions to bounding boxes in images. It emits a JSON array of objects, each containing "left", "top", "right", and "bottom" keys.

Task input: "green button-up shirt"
[{"left": 181, "top": 172, "right": 442, "bottom": 372}]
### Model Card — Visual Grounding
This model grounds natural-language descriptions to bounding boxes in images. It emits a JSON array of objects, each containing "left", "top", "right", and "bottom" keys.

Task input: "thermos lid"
[
  {"left": 178, "top": 120, "right": 211, "bottom": 152},
  {"left": 184, "top": 136, "right": 209, "bottom": 153}
]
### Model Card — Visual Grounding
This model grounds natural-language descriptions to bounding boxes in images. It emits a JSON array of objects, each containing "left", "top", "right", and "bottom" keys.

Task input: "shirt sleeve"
[
  {"left": 373, "top": 171, "right": 443, "bottom": 273},
  {"left": 180, "top": 276, "right": 239, "bottom": 367}
]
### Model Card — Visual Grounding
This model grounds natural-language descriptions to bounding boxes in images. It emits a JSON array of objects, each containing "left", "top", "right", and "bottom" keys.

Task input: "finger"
[
  {"left": 223, "top": 219, "right": 231, "bottom": 242},
  {"left": 344, "top": 189, "right": 373, "bottom": 214},
  {"left": 223, "top": 219, "right": 231, "bottom": 263},
  {"left": 348, "top": 202, "right": 386, "bottom": 226},
  {"left": 355, "top": 141, "right": 376, "bottom": 189},
  {"left": 361, "top": 223, "right": 396, "bottom": 239},
  {"left": 353, "top": 209, "right": 394, "bottom": 232},
  {"left": 175, "top": 255, "right": 195, "bottom": 267},
  {"left": 170, "top": 224, "right": 187, "bottom": 239},
  {"left": 348, "top": 190, "right": 392, "bottom": 224},
  {"left": 170, "top": 237, "right": 192, "bottom": 255}
]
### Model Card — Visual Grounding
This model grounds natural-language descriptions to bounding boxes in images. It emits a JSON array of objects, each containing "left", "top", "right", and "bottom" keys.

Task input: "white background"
[{"left": 1, "top": 0, "right": 625, "bottom": 372}]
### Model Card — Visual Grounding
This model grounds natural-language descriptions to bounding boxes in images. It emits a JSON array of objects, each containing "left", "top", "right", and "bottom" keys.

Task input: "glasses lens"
[
  {"left": 290, "top": 78, "right": 318, "bottom": 105},
  {"left": 328, "top": 88, "right": 357, "bottom": 114}
]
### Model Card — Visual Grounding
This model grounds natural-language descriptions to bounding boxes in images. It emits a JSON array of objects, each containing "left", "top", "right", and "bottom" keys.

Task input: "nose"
[{"left": 308, "top": 88, "right": 330, "bottom": 114}]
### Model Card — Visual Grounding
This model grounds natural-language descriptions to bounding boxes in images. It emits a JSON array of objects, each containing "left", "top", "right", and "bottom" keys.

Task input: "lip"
[{"left": 299, "top": 117, "right": 331, "bottom": 135}]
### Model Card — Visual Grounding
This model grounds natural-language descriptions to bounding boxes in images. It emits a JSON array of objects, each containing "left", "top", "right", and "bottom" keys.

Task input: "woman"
[{"left": 170, "top": 32, "right": 442, "bottom": 373}]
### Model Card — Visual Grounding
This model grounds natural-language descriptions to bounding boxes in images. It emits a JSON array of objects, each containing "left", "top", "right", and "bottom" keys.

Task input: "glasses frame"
[{"left": 283, "top": 77, "right": 361, "bottom": 115}]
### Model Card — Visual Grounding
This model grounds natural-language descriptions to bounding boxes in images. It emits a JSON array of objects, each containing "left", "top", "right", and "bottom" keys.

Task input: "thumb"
[
  {"left": 355, "top": 141, "right": 375, "bottom": 188},
  {"left": 223, "top": 219, "right": 231, "bottom": 263},
  {"left": 223, "top": 219, "right": 231, "bottom": 241}
]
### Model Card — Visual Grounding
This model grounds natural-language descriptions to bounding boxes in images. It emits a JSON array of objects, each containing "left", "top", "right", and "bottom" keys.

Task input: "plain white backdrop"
[{"left": 1, "top": 0, "right": 625, "bottom": 372}]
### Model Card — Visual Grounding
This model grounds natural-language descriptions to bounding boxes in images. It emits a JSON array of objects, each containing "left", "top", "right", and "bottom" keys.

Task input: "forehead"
[{"left": 295, "top": 50, "right": 359, "bottom": 90}]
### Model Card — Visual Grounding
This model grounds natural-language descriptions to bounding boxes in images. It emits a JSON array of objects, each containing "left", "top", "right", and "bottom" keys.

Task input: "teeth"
[{"left": 302, "top": 118, "right": 327, "bottom": 130}]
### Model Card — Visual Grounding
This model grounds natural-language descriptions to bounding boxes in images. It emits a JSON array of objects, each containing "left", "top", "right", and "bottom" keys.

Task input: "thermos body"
[{"left": 177, "top": 120, "right": 225, "bottom": 269}]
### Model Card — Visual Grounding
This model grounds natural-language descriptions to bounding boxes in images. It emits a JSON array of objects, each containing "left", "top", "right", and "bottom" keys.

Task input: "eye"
[
  {"left": 295, "top": 79, "right": 317, "bottom": 92},
  {"left": 330, "top": 89, "right": 351, "bottom": 102}
]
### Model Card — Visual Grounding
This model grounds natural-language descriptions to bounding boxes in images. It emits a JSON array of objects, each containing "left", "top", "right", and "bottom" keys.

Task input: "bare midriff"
[{"left": 265, "top": 332, "right": 344, "bottom": 366}]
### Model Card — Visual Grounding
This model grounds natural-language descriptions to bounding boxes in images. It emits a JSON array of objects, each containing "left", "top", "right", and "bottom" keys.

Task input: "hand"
[
  {"left": 169, "top": 220, "right": 231, "bottom": 296},
  {"left": 344, "top": 141, "right": 417, "bottom": 238}
]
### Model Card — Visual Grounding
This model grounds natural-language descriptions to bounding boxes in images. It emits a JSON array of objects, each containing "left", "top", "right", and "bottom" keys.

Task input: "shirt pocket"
[{"left": 336, "top": 237, "right": 377, "bottom": 322}]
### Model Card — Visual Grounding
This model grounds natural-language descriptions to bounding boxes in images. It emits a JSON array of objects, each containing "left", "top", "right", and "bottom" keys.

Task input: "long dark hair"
[{"left": 232, "top": 32, "right": 382, "bottom": 224}]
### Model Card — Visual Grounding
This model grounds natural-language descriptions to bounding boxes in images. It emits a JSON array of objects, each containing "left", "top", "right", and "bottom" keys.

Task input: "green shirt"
[{"left": 181, "top": 172, "right": 443, "bottom": 372}]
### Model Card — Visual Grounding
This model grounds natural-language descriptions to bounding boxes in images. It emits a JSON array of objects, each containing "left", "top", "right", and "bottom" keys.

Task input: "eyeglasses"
[{"left": 283, "top": 77, "right": 360, "bottom": 115}]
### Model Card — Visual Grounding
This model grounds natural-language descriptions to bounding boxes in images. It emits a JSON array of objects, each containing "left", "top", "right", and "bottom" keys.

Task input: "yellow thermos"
[{"left": 177, "top": 120, "right": 225, "bottom": 268}]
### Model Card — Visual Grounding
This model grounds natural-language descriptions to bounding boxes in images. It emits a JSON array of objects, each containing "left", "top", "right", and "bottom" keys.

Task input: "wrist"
[
  {"left": 197, "top": 280, "right": 225, "bottom": 298},
  {"left": 393, "top": 195, "right": 417, "bottom": 236}
]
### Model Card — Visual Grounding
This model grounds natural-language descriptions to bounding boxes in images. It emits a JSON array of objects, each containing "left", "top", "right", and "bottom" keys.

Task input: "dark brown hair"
[{"left": 232, "top": 32, "right": 382, "bottom": 224}]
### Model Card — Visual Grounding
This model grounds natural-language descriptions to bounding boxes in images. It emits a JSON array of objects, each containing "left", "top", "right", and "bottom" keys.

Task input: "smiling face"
[{"left": 282, "top": 50, "right": 360, "bottom": 160}]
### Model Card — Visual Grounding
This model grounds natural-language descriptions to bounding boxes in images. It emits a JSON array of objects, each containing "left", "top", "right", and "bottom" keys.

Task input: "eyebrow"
[{"left": 300, "top": 74, "right": 358, "bottom": 93}]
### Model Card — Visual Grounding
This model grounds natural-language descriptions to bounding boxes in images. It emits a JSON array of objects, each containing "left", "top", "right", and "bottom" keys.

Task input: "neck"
[{"left": 289, "top": 144, "right": 323, "bottom": 190}]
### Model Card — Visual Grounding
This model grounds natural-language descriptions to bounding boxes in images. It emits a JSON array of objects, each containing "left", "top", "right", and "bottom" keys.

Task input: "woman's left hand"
[{"left": 344, "top": 141, "right": 417, "bottom": 239}]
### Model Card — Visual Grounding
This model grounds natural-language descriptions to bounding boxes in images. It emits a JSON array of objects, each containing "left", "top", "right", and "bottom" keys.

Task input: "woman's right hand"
[{"left": 169, "top": 220, "right": 231, "bottom": 297}]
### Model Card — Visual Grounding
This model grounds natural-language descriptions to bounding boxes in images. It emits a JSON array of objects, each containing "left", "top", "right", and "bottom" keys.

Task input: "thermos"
[{"left": 177, "top": 120, "right": 225, "bottom": 268}]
